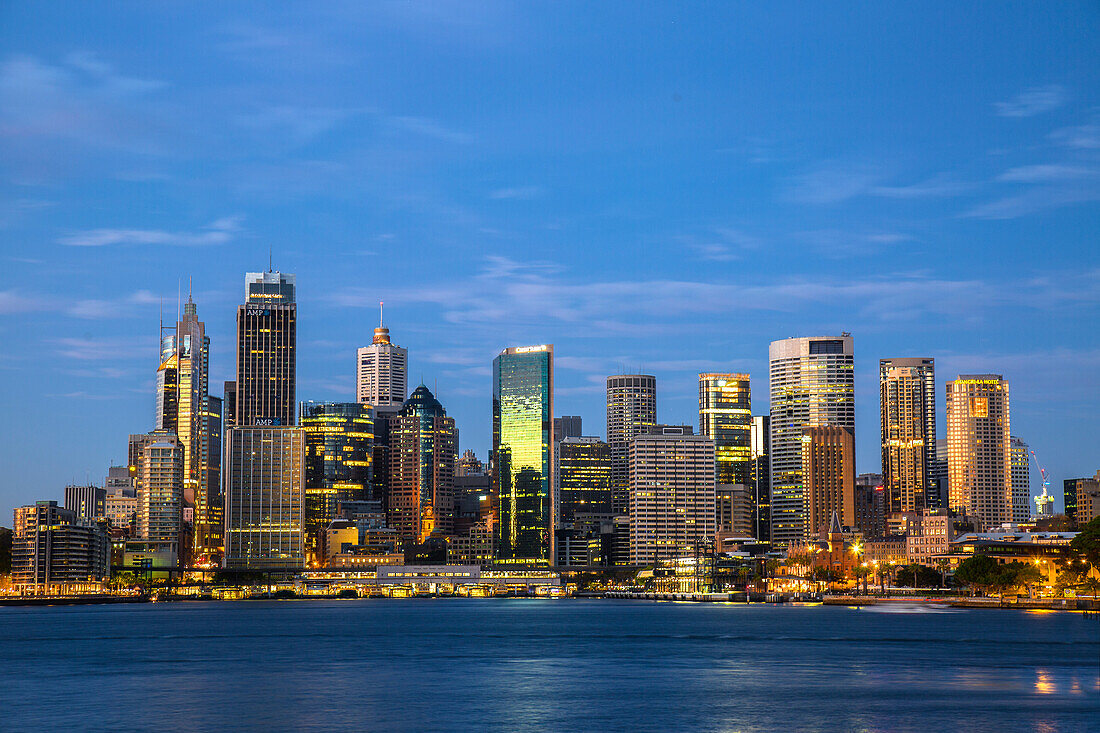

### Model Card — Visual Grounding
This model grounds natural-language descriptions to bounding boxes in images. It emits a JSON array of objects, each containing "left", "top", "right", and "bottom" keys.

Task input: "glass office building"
[
  {"left": 493, "top": 345, "right": 554, "bottom": 564},
  {"left": 300, "top": 402, "right": 374, "bottom": 564},
  {"left": 698, "top": 373, "right": 752, "bottom": 486},
  {"left": 388, "top": 386, "right": 456, "bottom": 543},
  {"left": 558, "top": 437, "right": 613, "bottom": 521}
]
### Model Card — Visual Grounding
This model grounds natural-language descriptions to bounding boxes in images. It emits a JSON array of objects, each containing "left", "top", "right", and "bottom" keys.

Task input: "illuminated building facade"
[
  {"left": 12, "top": 501, "right": 109, "bottom": 593},
  {"left": 356, "top": 303, "right": 408, "bottom": 409},
  {"left": 301, "top": 402, "right": 374, "bottom": 564},
  {"left": 768, "top": 335, "right": 855, "bottom": 545},
  {"left": 494, "top": 345, "right": 554, "bottom": 565},
  {"left": 606, "top": 374, "right": 656, "bottom": 514},
  {"left": 135, "top": 435, "right": 184, "bottom": 560},
  {"left": 1009, "top": 436, "right": 1032, "bottom": 523},
  {"left": 388, "top": 385, "right": 456, "bottom": 543},
  {"left": 879, "top": 358, "right": 936, "bottom": 514},
  {"left": 224, "top": 426, "right": 305, "bottom": 570},
  {"left": 236, "top": 271, "right": 296, "bottom": 427},
  {"left": 558, "top": 437, "right": 613, "bottom": 521},
  {"left": 628, "top": 430, "right": 716, "bottom": 564},
  {"left": 801, "top": 426, "right": 856, "bottom": 535},
  {"left": 750, "top": 415, "right": 771, "bottom": 542},
  {"left": 698, "top": 373, "right": 752, "bottom": 485},
  {"left": 946, "top": 374, "right": 1012, "bottom": 530}
]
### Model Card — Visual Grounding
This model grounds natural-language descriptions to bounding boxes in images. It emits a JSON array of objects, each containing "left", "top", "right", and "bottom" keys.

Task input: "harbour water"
[{"left": 2, "top": 600, "right": 1097, "bottom": 732}]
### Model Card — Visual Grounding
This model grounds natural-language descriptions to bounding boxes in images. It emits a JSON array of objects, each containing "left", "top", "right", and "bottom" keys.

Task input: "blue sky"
[{"left": 1, "top": 3, "right": 1098, "bottom": 519}]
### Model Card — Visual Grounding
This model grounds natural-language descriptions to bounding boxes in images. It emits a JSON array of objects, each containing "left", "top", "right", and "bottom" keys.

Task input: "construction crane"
[{"left": 1029, "top": 450, "right": 1054, "bottom": 518}]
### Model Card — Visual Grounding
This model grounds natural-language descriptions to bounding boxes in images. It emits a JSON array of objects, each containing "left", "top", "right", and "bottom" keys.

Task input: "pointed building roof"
[
  {"left": 399, "top": 384, "right": 445, "bottom": 417},
  {"left": 828, "top": 510, "right": 843, "bottom": 536}
]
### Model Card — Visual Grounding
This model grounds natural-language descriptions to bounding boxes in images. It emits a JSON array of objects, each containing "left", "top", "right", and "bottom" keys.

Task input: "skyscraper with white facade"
[
  {"left": 356, "top": 302, "right": 408, "bottom": 409},
  {"left": 768, "top": 335, "right": 855, "bottom": 546}
]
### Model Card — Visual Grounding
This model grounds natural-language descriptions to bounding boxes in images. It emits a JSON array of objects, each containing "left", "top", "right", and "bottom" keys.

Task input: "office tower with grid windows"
[
  {"left": 946, "top": 375, "right": 1012, "bottom": 530},
  {"left": 880, "top": 358, "right": 937, "bottom": 514},
  {"left": 768, "top": 336, "right": 855, "bottom": 545},
  {"left": 235, "top": 271, "right": 296, "bottom": 427},
  {"left": 606, "top": 374, "right": 657, "bottom": 514},
  {"left": 387, "top": 386, "right": 456, "bottom": 543}
]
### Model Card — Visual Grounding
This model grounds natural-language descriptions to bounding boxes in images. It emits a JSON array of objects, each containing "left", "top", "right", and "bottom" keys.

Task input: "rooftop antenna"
[
  {"left": 380, "top": 300, "right": 384, "bottom": 328},
  {"left": 188, "top": 276, "right": 193, "bottom": 302},
  {"left": 269, "top": 243, "right": 273, "bottom": 272}
]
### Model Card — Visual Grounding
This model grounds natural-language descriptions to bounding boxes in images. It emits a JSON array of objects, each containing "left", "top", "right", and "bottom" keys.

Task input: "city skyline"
[{"left": 2, "top": 4, "right": 1099, "bottom": 520}]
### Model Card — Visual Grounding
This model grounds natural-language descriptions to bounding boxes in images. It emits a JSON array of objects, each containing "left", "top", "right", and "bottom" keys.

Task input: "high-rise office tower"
[
  {"left": 64, "top": 485, "right": 106, "bottom": 520},
  {"left": 606, "top": 374, "right": 657, "bottom": 514},
  {"left": 801, "top": 426, "right": 856, "bottom": 535},
  {"left": 1009, "top": 436, "right": 1032, "bottom": 523},
  {"left": 553, "top": 416, "right": 583, "bottom": 444},
  {"left": 300, "top": 402, "right": 374, "bottom": 564},
  {"left": 458, "top": 449, "right": 484, "bottom": 477},
  {"left": 235, "top": 271, "right": 296, "bottom": 427},
  {"left": 698, "top": 373, "right": 752, "bottom": 485},
  {"left": 223, "top": 426, "right": 305, "bottom": 569},
  {"left": 558, "top": 437, "right": 613, "bottom": 522},
  {"left": 769, "top": 335, "right": 855, "bottom": 545},
  {"left": 879, "top": 358, "right": 936, "bottom": 514},
  {"left": 628, "top": 430, "right": 716, "bottom": 564},
  {"left": 494, "top": 345, "right": 554, "bottom": 565},
  {"left": 388, "top": 386, "right": 456, "bottom": 543},
  {"left": 750, "top": 415, "right": 771, "bottom": 543},
  {"left": 854, "top": 473, "right": 886, "bottom": 539},
  {"left": 105, "top": 466, "right": 137, "bottom": 533},
  {"left": 356, "top": 303, "right": 408, "bottom": 409},
  {"left": 946, "top": 375, "right": 1012, "bottom": 530}
]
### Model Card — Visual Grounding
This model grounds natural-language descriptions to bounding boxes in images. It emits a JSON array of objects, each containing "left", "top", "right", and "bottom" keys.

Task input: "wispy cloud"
[
  {"left": 994, "top": 85, "right": 1067, "bottom": 117},
  {"left": 997, "top": 164, "right": 1098, "bottom": 183},
  {"left": 1049, "top": 116, "right": 1100, "bottom": 149},
  {"left": 59, "top": 216, "right": 242, "bottom": 247},
  {"left": 489, "top": 186, "right": 543, "bottom": 200},
  {"left": 388, "top": 115, "right": 472, "bottom": 144},
  {"left": 786, "top": 166, "right": 967, "bottom": 204}
]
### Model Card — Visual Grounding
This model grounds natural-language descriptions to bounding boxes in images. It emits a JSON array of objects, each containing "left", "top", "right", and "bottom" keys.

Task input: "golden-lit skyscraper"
[
  {"left": 558, "top": 437, "right": 613, "bottom": 521},
  {"left": 946, "top": 374, "right": 1012, "bottom": 530},
  {"left": 879, "top": 358, "right": 936, "bottom": 515},
  {"left": 300, "top": 402, "right": 374, "bottom": 564},
  {"left": 801, "top": 426, "right": 855, "bottom": 535},
  {"left": 698, "top": 373, "right": 751, "bottom": 485},
  {"left": 494, "top": 345, "right": 554, "bottom": 565},
  {"left": 236, "top": 271, "right": 296, "bottom": 427},
  {"left": 769, "top": 336, "right": 855, "bottom": 545}
]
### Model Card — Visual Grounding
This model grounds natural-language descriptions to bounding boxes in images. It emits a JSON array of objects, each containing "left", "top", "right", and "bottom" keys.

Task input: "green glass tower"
[{"left": 493, "top": 345, "right": 554, "bottom": 565}]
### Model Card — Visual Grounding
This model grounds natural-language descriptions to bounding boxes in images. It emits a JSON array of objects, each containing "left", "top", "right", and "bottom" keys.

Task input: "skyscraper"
[
  {"left": 879, "top": 358, "right": 936, "bottom": 514},
  {"left": 558, "top": 437, "right": 613, "bottom": 521},
  {"left": 300, "top": 402, "right": 374, "bottom": 564},
  {"left": 388, "top": 385, "right": 456, "bottom": 543},
  {"left": 356, "top": 303, "right": 408, "bottom": 409},
  {"left": 223, "top": 426, "right": 305, "bottom": 570},
  {"left": 64, "top": 484, "right": 106, "bottom": 521},
  {"left": 606, "top": 374, "right": 656, "bottom": 514},
  {"left": 768, "top": 335, "right": 855, "bottom": 545},
  {"left": 494, "top": 345, "right": 554, "bottom": 565},
  {"left": 698, "top": 373, "right": 752, "bottom": 485},
  {"left": 801, "top": 426, "right": 856, "bottom": 535},
  {"left": 946, "top": 375, "right": 1012, "bottom": 530},
  {"left": 750, "top": 415, "right": 771, "bottom": 543},
  {"left": 628, "top": 430, "right": 716, "bottom": 564},
  {"left": 1009, "top": 436, "right": 1032, "bottom": 524},
  {"left": 136, "top": 436, "right": 184, "bottom": 556},
  {"left": 235, "top": 271, "right": 296, "bottom": 427}
]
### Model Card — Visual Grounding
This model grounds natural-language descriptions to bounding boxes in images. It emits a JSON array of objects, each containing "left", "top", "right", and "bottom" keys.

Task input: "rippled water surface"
[{"left": 2, "top": 599, "right": 1097, "bottom": 731}]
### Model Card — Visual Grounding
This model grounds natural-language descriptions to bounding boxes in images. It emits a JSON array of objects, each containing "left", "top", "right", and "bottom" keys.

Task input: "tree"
[
  {"left": 896, "top": 564, "right": 940, "bottom": 588},
  {"left": 1069, "top": 516, "right": 1100, "bottom": 572},
  {"left": 852, "top": 565, "right": 873, "bottom": 594},
  {"left": 934, "top": 558, "right": 951, "bottom": 588},
  {"left": 954, "top": 554, "right": 1002, "bottom": 596},
  {"left": 1012, "top": 563, "right": 1043, "bottom": 598}
]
